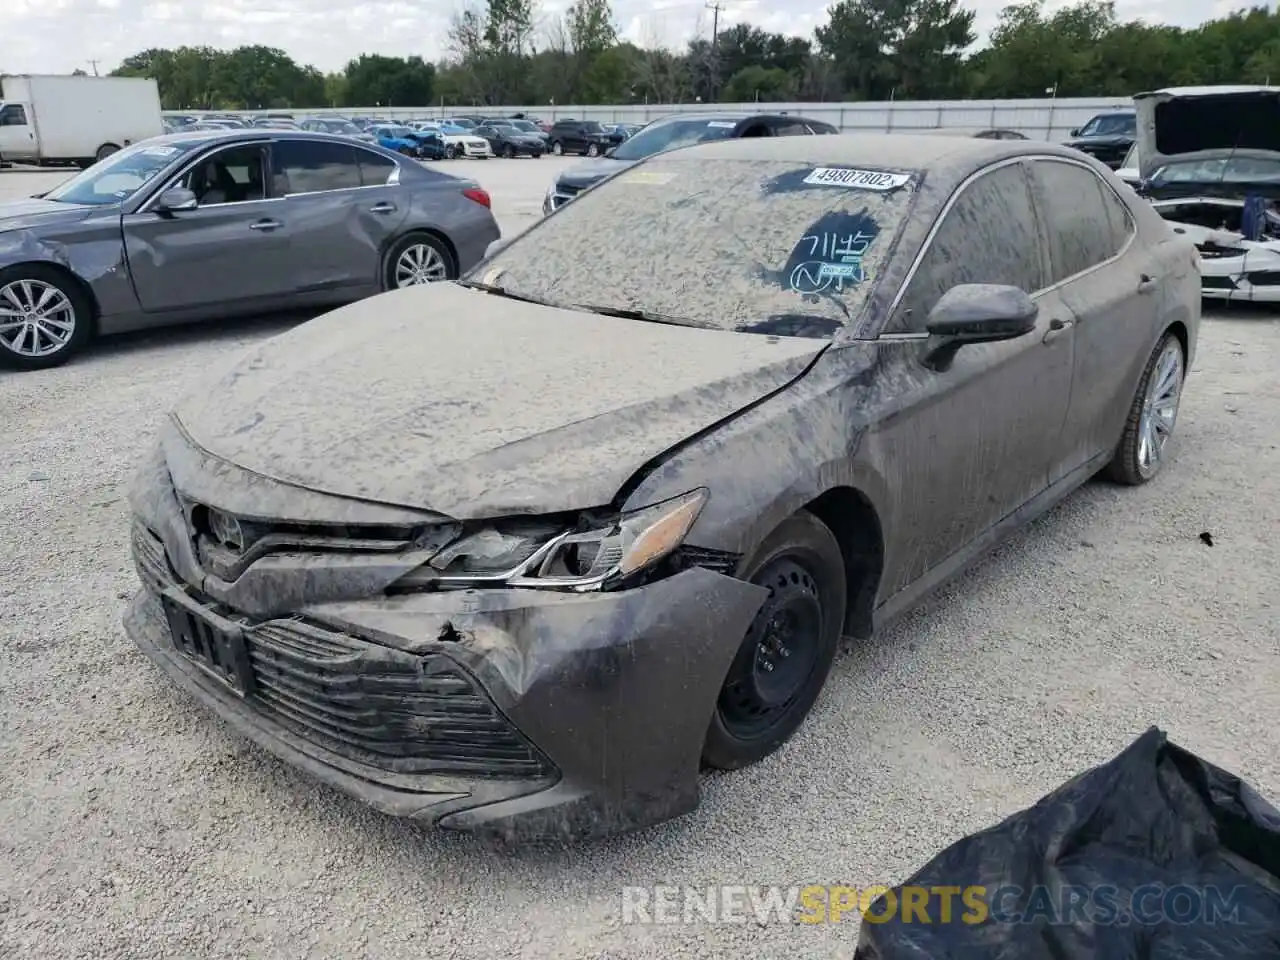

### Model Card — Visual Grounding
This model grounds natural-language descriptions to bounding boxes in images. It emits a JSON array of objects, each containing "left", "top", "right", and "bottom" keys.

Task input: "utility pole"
[
  {"left": 87, "top": 60, "right": 100, "bottom": 77},
  {"left": 705, "top": 1, "right": 724, "bottom": 102}
]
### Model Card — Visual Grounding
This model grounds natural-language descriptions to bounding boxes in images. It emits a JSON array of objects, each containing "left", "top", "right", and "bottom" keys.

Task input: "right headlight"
[{"left": 395, "top": 488, "right": 709, "bottom": 593}]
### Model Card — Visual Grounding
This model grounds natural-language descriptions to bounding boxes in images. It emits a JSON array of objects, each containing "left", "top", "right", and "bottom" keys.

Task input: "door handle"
[
  {"left": 1138, "top": 273, "right": 1160, "bottom": 293},
  {"left": 248, "top": 219, "right": 281, "bottom": 231},
  {"left": 369, "top": 202, "right": 396, "bottom": 214},
  {"left": 1042, "top": 317, "right": 1075, "bottom": 343}
]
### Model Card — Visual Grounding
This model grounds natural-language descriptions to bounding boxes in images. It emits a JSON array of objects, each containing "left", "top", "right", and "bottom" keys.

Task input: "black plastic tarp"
[{"left": 855, "top": 727, "right": 1280, "bottom": 959}]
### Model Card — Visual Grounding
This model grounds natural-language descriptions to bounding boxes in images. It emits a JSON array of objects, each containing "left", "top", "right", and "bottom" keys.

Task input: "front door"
[
  {"left": 872, "top": 160, "right": 1074, "bottom": 595},
  {"left": 121, "top": 143, "right": 294, "bottom": 314},
  {"left": 1026, "top": 157, "right": 1162, "bottom": 483},
  {"left": 0, "top": 103, "right": 36, "bottom": 161}
]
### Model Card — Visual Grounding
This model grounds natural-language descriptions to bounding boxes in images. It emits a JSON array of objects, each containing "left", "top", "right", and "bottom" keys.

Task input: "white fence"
[{"left": 175, "top": 97, "right": 1133, "bottom": 142}]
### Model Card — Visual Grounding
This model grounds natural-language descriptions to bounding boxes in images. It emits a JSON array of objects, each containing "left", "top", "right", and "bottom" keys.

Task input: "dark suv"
[
  {"left": 547, "top": 120, "right": 622, "bottom": 157},
  {"left": 543, "top": 112, "right": 840, "bottom": 214},
  {"left": 1062, "top": 110, "right": 1137, "bottom": 169}
]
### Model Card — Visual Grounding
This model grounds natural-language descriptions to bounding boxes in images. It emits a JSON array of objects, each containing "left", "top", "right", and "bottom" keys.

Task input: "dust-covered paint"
[{"left": 122, "top": 133, "right": 1202, "bottom": 842}]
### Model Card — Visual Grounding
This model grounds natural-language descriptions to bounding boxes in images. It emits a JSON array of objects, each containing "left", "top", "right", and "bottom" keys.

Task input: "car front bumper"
[{"left": 124, "top": 511, "right": 766, "bottom": 842}]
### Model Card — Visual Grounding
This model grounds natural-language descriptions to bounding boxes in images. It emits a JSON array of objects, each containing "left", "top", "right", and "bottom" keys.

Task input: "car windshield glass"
[
  {"left": 612, "top": 117, "right": 739, "bottom": 161},
  {"left": 1152, "top": 156, "right": 1280, "bottom": 184},
  {"left": 1082, "top": 114, "right": 1135, "bottom": 136},
  {"left": 477, "top": 156, "right": 918, "bottom": 336},
  {"left": 510, "top": 120, "right": 536, "bottom": 131},
  {"left": 337, "top": 123, "right": 362, "bottom": 135},
  {"left": 43, "top": 139, "right": 201, "bottom": 205},
  {"left": 449, "top": 119, "right": 475, "bottom": 128},
  {"left": 580, "top": 121, "right": 603, "bottom": 133},
  {"left": 382, "top": 126, "right": 414, "bottom": 138}
]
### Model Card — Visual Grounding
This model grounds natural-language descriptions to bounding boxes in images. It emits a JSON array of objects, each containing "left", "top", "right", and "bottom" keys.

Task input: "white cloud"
[{"left": 1, "top": 0, "right": 1223, "bottom": 77}]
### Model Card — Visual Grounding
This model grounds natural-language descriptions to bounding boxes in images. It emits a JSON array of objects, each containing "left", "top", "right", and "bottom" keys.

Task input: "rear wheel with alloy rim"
[
  {"left": 586, "top": 143, "right": 600, "bottom": 157},
  {"left": 384, "top": 233, "right": 455, "bottom": 290},
  {"left": 0, "top": 265, "right": 93, "bottom": 370},
  {"left": 445, "top": 144, "right": 457, "bottom": 159},
  {"left": 702, "top": 511, "right": 847, "bottom": 770},
  {"left": 1103, "top": 332, "right": 1185, "bottom": 485},
  {"left": 551, "top": 141, "right": 564, "bottom": 155}
]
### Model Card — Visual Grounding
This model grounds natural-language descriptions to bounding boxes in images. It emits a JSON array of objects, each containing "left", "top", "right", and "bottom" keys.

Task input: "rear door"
[
  {"left": 269, "top": 138, "right": 409, "bottom": 293},
  {"left": 121, "top": 142, "right": 294, "bottom": 313},
  {"left": 1026, "top": 158, "right": 1158, "bottom": 483}
]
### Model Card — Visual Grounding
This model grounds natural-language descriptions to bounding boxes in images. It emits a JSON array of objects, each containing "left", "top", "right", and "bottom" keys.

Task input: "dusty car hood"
[
  {"left": 1135, "top": 86, "right": 1280, "bottom": 179},
  {"left": 172, "top": 283, "right": 825, "bottom": 519},
  {"left": 0, "top": 197, "right": 100, "bottom": 232},
  {"left": 558, "top": 156, "right": 633, "bottom": 190}
]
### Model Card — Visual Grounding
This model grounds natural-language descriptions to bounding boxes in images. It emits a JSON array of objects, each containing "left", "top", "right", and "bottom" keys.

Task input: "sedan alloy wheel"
[
  {"left": 0, "top": 276, "right": 79, "bottom": 365},
  {"left": 391, "top": 238, "right": 451, "bottom": 287},
  {"left": 1104, "top": 331, "right": 1185, "bottom": 485}
]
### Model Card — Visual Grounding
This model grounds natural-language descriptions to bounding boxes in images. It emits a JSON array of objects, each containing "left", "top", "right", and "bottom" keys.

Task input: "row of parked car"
[{"left": 163, "top": 111, "right": 647, "bottom": 161}]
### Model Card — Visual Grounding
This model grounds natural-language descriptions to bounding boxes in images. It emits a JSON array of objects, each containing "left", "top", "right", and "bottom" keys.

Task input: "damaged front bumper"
[
  {"left": 124, "top": 509, "right": 767, "bottom": 842},
  {"left": 1152, "top": 195, "right": 1280, "bottom": 302}
]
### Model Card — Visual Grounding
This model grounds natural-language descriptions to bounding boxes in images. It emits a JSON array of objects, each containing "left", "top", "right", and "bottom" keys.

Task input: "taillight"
[{"left": 463, "top": 187, "right": 491, "bottom": 208}]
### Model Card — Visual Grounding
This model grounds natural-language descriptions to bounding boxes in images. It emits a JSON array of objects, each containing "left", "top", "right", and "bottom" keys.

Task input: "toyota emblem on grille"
[{"left": 207, "top": 509, "right": 245, "bottom": 553}]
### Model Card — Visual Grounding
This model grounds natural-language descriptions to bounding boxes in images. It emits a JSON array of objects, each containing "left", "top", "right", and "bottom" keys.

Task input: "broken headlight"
[{"left": 394, "top": 489, "right": 708, "bottom": 593}]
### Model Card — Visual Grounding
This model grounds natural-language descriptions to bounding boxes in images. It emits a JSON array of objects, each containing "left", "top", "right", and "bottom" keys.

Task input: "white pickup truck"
[{"left": 0, "top": 75, "right": 165, "bottom": 168}]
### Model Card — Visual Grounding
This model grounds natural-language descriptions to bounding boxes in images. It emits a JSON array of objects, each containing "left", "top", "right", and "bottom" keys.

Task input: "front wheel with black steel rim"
[
  {"left": 0, "top": 265, "right": 93, "bottom": 371},
  {"left": 702, "top": 511, "right": 847, "bottom": 770},
  {"left": 384, "top": 233, "right": 455, "bottom": 290},
  {"left": 1102, "top": 332, "right": 1185, "bottom": 485}
]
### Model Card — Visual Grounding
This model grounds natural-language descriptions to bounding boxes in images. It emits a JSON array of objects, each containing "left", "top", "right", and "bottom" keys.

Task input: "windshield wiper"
[
  {"left": 453, "top": 280, "right": 557, "bottom": 307},
  {"left": 571, "top": 303, "right": 718, "bottom": 329}
]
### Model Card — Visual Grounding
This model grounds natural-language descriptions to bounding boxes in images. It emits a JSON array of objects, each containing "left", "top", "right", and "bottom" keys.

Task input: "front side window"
[
  {"left": 181, "top": 145, "right": 268, "bottom": 205},
  {"left": 1081, "top": 114, "right": 1136, "bottom": 137},
  {"left": 272, "top": 139, "right": 362, "bottom": 194},
  {"left": 890, "top": 162, "right": 1046, "bottom": 333},
  {"left": 476, "top": 155, "right": 919, "bottom": 337},
  {"left": 0, "top": 104, "right": 27, "bottom": 126},
  {"left": 43, "top": 139, "right": 202, "bottom": 205},
  {"left": 1029, "top": 159, "right": 1126, "bottom": 284}
]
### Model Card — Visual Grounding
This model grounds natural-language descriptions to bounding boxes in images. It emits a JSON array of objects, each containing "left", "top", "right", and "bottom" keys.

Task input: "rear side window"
[
  {"left": 773, "top": 120, "right": 812, "bottom": 137},
  {"left": 272, "top": 139, "right": 362, "bottom": 194},
  {"left": 354, "top": 147, "right": 397, "bottom": 186},
  {"left": 889, "top": 162, "right": 1046, "bottom": 333},
  {"left": 1029, "top": 159, "right": 1130, "bottom": 284},
  {"left": 808, "top": 121, "right": 839, "bottom": 134}
]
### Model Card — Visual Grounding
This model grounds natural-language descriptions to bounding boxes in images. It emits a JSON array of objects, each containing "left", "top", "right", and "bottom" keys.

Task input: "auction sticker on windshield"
[
  {"left": 706, "top": 121, "right": 737, "bottom": 128},
  {"left": 803, "top": 168, "right": 912, "bottom": 190}
]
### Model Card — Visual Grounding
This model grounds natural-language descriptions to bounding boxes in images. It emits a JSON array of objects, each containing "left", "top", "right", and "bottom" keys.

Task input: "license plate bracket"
[{"left": 160, "top": 590, "right": 254, "bottom": 697}]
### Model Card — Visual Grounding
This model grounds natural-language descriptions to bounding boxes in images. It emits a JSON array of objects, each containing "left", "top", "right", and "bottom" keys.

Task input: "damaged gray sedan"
[{"left": 124, "top": 134, "right": 1200, "bottom": 842}]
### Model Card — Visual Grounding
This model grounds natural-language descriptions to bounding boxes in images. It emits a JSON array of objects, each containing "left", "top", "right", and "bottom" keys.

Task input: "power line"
[{"left": 705, "top": 1, "right": 724, "bottom": 101}]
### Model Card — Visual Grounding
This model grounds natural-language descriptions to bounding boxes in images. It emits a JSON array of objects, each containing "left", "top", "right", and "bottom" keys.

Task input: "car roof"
[
  {"left": 139, "top": 128, "right": 404, "bottom": 153},
  {"left": 661, "top": 132, "right": 1086, "bottom": 182}
]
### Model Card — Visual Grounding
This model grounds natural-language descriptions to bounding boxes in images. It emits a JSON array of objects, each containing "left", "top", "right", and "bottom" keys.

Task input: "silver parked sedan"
[{"left": 0, "top": 129, "right": 501, "bottom": 370}]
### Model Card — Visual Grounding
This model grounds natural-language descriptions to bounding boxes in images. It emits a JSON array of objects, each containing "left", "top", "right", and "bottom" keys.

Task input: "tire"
[
  {"left": 586, "top": 142, "right": 600, "bottom": 157},
  {"left": 398, "top": 146, "right": 415, "bottom": 157},
  {"left": 551, "top": 140, "right": 564, "bottom": 156},
  {"left": 0, "top": 264, "right": 94, "bottom": 371},
  {"left": 445, "top": 144, "right": 457, "bottom": 160},
  {"left": 702, "top": 511, "right": 847, "bottom": 770},
  {"left": 532, "top": 151, "right": 542, "bottom": 159},
  {"left": 383, "top": 232, "right": 456, "bottom": 290},
  {"left": 95, "top": 143, "right": 120, "bottom": 162},
  {"left": 1101, "top": 331, "right": 1186, "bottom": 485},
  {"left": 503, "top": 144, "right": 516, "bottom": 159}
]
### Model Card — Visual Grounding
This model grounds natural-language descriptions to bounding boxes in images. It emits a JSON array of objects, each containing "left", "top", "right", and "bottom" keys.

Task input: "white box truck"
[{"left": 0, "top": 75, "right": 165, "bottom": 168}]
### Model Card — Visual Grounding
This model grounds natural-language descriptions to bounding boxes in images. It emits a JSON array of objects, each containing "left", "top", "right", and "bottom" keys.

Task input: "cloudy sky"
[{"left": 4, "top": 0, "right": 1244, "bottom": 77}]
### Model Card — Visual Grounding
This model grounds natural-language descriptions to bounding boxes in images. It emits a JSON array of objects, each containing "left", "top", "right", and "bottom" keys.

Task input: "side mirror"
[
  {"left": 1069, "top": 128, "right": 1080, "bottom": 137},
  {"left": 156, "top": 186, "right": 198, "bottom": 212},
  {"left": 923, "top": 283, "right": 1038, "bottom": 371}
]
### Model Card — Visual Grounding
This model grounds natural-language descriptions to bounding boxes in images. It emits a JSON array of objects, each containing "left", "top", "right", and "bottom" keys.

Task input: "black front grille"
[
  {"left": 132, "top": 522, "right": 175, "bottom": 592},
  {"left": 244, "top": 621, "right": 554, "bottom": 779}
]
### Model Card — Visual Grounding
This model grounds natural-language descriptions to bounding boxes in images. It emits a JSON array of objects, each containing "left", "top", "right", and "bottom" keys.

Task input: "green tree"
[{"left": 342, "top": 54, "right": 435, "bottom": 107}]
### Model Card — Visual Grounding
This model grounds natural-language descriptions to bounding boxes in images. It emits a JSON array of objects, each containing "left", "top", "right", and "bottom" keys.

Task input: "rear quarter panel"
[{"left": 402, "top": 169, "right": 500, "bottom": 273}]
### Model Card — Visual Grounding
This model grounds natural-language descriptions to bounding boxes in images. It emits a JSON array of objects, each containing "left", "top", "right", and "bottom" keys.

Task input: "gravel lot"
[{"left": 1, "top": 157, "right": 1277, "bottom": 959}]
